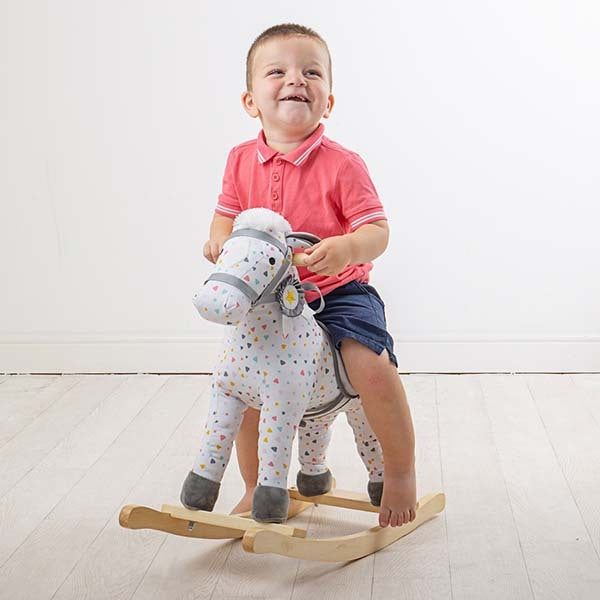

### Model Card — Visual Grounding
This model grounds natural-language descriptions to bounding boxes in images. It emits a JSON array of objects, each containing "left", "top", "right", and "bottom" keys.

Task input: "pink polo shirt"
[{"left": 215, "top": 122, "right": 387, "bottom": 302}]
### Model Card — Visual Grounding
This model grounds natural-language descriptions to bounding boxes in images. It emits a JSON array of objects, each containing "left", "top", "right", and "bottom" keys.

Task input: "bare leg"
[
  {"left": 230, "top": 406, "right": 260, "bottom": 514},
  {"left": 340, "top": 338, "right": 417, "bottom": 528}
]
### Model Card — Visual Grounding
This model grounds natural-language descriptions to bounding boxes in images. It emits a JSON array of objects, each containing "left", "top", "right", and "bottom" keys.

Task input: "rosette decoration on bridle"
[{"left": 276, "top": 275, "right": 304, "bottom": 317}]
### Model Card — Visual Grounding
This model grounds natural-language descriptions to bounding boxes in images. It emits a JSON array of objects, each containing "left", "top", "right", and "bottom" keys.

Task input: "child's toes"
[
  {"left": 389, "top": 511, "right": 399, "bottom": 527},
  {"left": 379, "top": 507, "right": 391, "bottom": 527}
]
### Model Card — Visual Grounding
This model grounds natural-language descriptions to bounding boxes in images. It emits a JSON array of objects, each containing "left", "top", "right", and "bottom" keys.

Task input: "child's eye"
[
  {"left": 307, "top": 70, "right": 321, "bottom": 77},
  {"left": 268, "top": 69, "right": 284, "bottom": 75}
]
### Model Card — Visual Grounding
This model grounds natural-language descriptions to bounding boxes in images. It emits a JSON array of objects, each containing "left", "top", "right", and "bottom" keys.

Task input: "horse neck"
[
  {"left": 229, "top": 299, "right": 328, "bottom": 363},
  {"left": 233, "top": 301, "right": 284, "bottom": 335}
]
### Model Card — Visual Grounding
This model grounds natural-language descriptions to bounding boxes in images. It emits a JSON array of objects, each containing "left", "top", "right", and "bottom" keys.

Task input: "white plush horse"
[{"left": 181, "top": 208, "right": 385, "bottom": 523}]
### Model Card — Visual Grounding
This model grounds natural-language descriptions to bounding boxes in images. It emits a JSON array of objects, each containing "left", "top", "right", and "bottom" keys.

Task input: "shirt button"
[
  {"left": 275, "top": 158, "right": 282, "bottom": 166},
  {"left": 273, "top": 173, "right": 280, "bottom": 181},
  {"left": 272, "top": 191, "right": 279, "bottom": 200}
]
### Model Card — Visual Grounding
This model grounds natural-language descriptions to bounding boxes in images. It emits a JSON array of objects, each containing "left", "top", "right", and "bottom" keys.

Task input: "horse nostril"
[{"left": 269, "top": 257, "right": 276, "bottom": 265}]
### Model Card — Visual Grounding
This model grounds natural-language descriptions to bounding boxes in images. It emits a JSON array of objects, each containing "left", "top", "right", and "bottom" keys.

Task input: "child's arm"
[
  {"left": 303, "top": 220, "right": 389, "bottom": 275},
  {"left": 204, "top": 214, "right": 234, "bottom": 263},
  {"left": 346, "top": 220, "right": 389, "bottom": 263}
]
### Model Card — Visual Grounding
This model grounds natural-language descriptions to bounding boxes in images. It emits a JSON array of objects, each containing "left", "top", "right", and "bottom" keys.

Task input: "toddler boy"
[{"left": 203, "top": 23, "right": 416, "bottom": 527}]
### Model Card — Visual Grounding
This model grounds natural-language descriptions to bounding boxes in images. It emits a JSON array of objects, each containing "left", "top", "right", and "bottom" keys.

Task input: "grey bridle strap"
[
  {"left": 227, "top": 229, "right": 288, "bottom": 256},
  {"left": 301, "top": 282, "right": 324, "bottom": 314},
  {"left": 206, "top": 228, "right": 292, "bottom": 307},
  {"left": 259, "top": 250, "right": 293, "bottom": 301},
  {"left": 205, "top": 273, "right": 259, "bottom": 302}
]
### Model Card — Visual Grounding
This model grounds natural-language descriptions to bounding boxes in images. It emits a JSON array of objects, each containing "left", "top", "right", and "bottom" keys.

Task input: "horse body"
[
  {"left": 213, "top": 301, "right": 340, "bottom": 414},
  {"left": 183, "top": 208, "right": 383, "bottom": 522}
]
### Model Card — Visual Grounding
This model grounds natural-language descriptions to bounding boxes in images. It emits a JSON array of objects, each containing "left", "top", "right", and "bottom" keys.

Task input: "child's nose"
[{"left": 286, "top": 71, "right": 307, "bottom": 85}]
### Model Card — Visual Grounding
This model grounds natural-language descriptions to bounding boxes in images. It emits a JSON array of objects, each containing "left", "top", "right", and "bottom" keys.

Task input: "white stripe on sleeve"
[{"left": 350, "top": 211, "right": 387, "bottom": 229}]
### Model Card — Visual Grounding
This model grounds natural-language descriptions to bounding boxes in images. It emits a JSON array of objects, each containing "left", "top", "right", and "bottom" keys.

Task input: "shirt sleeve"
[
  {"left": 335, "top": 153, "right": 387, "bottom": 231},
  {"left": 214, "top": 148, "right": 242, "bottom": 218}
]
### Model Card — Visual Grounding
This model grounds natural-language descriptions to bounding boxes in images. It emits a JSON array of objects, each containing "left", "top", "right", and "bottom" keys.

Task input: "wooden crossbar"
[
  {"left": 288, "top": 487, "right": 383, "bottom": 513},
  {"left": 161, "top": 504, "right": 307, "bottom": 538}
]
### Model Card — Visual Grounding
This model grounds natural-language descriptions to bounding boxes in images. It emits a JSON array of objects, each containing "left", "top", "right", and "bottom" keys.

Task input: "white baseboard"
[{"left": 1, "top": 334, "right": 599, "bottom": 373}]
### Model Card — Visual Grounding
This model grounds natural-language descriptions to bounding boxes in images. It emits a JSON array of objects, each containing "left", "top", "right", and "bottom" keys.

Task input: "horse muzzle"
[{"left": 192, "top": 280, "right": 252, "bottom": 325}]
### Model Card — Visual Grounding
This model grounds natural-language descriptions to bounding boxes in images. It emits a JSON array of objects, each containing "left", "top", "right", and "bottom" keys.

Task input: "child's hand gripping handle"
[{"left": 292, "top": 253, "right": 309, "bottom": 266}]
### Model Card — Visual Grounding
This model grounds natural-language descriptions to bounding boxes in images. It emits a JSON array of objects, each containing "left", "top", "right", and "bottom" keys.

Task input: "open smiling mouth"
[{"left": 280, "top": 95, "right": 310, "bottom": 103}]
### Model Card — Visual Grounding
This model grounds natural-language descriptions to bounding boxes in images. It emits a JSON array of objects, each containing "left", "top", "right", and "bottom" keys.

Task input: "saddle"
[{"left": 300, "top": 322, "right": 359, "bottom": 423}]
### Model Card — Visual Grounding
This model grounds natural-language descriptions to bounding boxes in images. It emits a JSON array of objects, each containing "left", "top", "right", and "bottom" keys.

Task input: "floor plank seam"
[
  {"left": 289, "top": 505, "right": 315, "bottom": 600},
  {"left": 367, "top": 549, "right": 375, "bottom": 600},
  {"left": 434, "top": 376, "right": 454, "bottom": 600},
  {"left": 206, "top": 541, "right": 238, "bottom": 600},
  {"left": 48, "top": 375, "right": 178, "bottom": 600},
  {"left": 111, "top": 375, "right": 210, "bottom": 525},
  {"left": 479, "top": 375, "right": 535, "bottom": 599},
  {"left": 525, "top": 376, "right": 600, "bottom": 567},
  {"left": 0, "top": 376, "right": 129, "bottom": 503},
  {"left": 99, "top": 377, "right": 212, "bottom": 598},
  {"left": 52, "top": 377, "right": 210, "bottom": 599},
  {"left": 0, "top": 377, "right": 138, "bottom": 570},
  {"left": 569, "top": 374, "right": 600, "bottom": 433},
  {"left": 0, "top": 376, "right": 82, "bottom": 452},
  {"left": 127, "top": 533, "right": 170, "bottom": 600},
  {"left": 120, "top": 376, "right": 220, "bottom": 600}
]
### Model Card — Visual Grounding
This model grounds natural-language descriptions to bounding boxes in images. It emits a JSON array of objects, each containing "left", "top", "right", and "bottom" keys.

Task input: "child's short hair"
[{"left": 246, "top": 23, "right": 332, "bottom": 92}]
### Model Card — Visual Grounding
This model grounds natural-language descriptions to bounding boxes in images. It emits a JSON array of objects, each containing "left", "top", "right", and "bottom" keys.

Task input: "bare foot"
[
  {"left": 230, "top": 488, "right": 255, "bottom": 515},
  {"left": 379, "top": 467, "right": 417, "bottom": 528}
]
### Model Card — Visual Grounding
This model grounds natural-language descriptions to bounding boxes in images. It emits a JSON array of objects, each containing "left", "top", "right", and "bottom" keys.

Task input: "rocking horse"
[{"left": 119, "top": 208, "right": 445, "bottom": 561}]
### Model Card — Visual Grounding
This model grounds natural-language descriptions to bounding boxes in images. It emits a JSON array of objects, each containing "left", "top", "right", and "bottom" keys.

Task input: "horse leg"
[
  {"left": 251, "top": 394, "right": 306, "bottom": 524},
  {"left": 295, "top": 414, "right": 336, "bottom": 496},
  {"left": 345, "top": 405, "right": 385, "bottom": 506},
  {"left": 180, "top": 387, "right": 246, "bottom": 511}
]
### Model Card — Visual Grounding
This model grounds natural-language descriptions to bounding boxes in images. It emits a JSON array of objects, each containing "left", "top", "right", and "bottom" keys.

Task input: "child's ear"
[
  {"left": 241, "top": 91, "right": 260, "bottom": 118},
  {"left": 322, "top": 94, "right": 335, "bottom": 119}
]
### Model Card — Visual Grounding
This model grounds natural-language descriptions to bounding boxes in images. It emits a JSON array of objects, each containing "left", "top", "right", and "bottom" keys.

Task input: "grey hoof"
[
  {"left": 180, "top": 470, "right": 220, "bottom": 511},
  {"left": 368, "top": 480, "right": 384, "bottom": 506},
  {"left": 296, "top": 468, "right": 333, "bottom": 497},
  {"left": 251, "top": 485, "right": 290, "bottom": 523}
]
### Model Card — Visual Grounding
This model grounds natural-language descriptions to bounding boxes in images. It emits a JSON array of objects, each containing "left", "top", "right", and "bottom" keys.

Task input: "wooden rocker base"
[{"left": 119, "top": 488, "right": 445, "bottom": 562}]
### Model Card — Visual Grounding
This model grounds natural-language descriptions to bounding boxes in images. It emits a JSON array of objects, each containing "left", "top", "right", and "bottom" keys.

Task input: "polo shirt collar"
[{"left": 256, "top": 123, "right": 325, "bottom": 167}]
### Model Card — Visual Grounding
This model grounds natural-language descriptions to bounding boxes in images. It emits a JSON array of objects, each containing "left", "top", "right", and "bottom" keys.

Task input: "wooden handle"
[{"left": 292, "top": 253, "right": 308, "bottom": 266}]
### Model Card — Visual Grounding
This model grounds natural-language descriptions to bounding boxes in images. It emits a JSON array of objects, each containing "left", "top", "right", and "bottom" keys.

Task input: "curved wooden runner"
[
  {"left": 243, "top": 492, "right": 445, "bottom": 562},
  {"left": 119, "top": 489, "right": 445, "bottom": 562}
]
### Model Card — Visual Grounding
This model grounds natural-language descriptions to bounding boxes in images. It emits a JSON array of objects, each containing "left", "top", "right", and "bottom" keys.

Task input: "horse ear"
[{"left": 285, "top": 231, "right": 321, "bottom": 251}]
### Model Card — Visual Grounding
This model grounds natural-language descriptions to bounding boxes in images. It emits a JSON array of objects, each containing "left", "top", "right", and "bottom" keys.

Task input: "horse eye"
[{"left": 268, "top": 257, "right": 276, "bottom": 265}]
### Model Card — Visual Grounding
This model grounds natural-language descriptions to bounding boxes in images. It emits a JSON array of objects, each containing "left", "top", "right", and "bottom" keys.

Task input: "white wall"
[{"left": 1, "top": 0, "right": 599, "bottom": 373}]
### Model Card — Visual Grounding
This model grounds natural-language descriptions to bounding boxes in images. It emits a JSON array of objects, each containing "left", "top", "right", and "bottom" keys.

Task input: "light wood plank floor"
[{"left": 0, "top": 374, "right": 599, "bottom": 600}]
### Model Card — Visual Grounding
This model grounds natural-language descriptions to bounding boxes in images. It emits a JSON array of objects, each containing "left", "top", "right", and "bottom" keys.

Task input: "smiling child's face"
[{"left": 242, "top": 35, "right": 334, "bottom": 140}]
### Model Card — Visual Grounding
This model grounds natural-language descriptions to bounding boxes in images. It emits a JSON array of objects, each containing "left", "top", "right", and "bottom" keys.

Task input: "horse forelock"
[{"left": 233, "top": 208, "right": 292, "bottom": 237}]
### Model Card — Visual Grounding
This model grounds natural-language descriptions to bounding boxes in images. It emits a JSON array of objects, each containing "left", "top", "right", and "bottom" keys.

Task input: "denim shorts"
[{"left": 307, "top": 280, "right": 398, "bottom": 368}]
